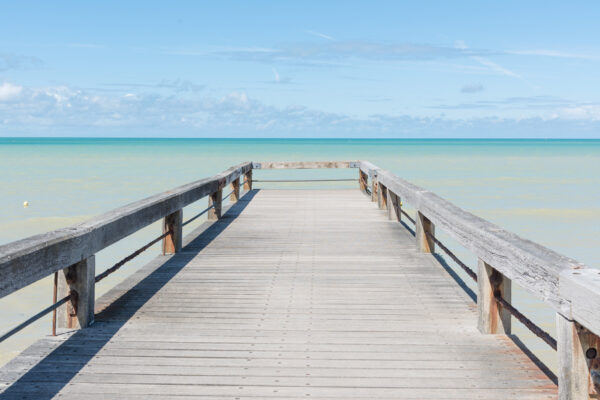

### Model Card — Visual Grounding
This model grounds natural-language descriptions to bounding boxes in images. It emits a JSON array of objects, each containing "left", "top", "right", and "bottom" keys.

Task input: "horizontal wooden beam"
[
  {"left": 560, "top": 269, "right": 600, "bottom": 334},
  {"left": 254, "top": 161, "right": 358, "bottom": 169},
  {"left": 358, "top": 160, "right": 379, "bottom": 178},
  {"left": 376, "top": 168, "right": 585, "bottom": 312},
  {"left": 0, "top": 162, "right": 252, "bottom": 299}
]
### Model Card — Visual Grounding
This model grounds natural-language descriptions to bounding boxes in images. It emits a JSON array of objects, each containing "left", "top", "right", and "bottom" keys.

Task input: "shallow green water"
[{"left": 1, "top": 138, "right": 599, "bottom": 372}]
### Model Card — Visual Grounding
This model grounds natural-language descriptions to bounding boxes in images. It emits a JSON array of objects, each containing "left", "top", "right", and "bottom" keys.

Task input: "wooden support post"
[
  {"left": 162, "top": 209, "right": 182, "bottom": 255},
  {"left": 371, "top": 176, "right": 378, "bottom": 202},
  {"left": 477, "top": 259, "right": 511, "bottom": 334},
  {"left": 378, "top": 184, "right": 387, "bottom": 210},
  {"left": 415, "top": 211, "right": 435, "bottom": 253},
  {"left": 557, "top": 314, "right": 600, "bottom": 399},
  {"left": 359, "top": 170, "right": 368, "bottom": 194},
  {"left": 243, "top": 170, "right": 252, "bottom": 191},
  {"left": 57, "top": 256, "right": 95, "bottom": 329},
  {"left": 388, "top": 192, "right": 402, "bottom": 221},
  {"left": 208, "top": 189, "right": 222, "bottom": 220},
  {"left": 230, "top": 177, "right": 240, "bottom": 203}
]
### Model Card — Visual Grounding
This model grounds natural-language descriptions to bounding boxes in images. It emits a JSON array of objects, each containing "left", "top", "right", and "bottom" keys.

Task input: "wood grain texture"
[
  {"left": 162, "top": 210, "right": 182, "bottom": 255},
  {"left": 560, "top": 269, "right": 600, "bottom": 336},
  {"left": 477, "top": 259, "right": 511, "bottom": 335},
  {"left": 207, "top": 190, "right": 222, "bottom": 220},
  {"left": 255, "top": 160, "right": 357, "bottom": 169},
  {"left": 556, "top": 315, "right": 600, "bottom": 399},
  {"left": 56, "top": 256, "right": 95, "bottom": 329},
  {"left": 0, "top": 162, "right": 252, "bottom": 299},
  {"left": 415, "top": 211, "right": 435, "bottom": 253},
  {"left": 0, "top": 189, "right": 556, "bottom": 400}
]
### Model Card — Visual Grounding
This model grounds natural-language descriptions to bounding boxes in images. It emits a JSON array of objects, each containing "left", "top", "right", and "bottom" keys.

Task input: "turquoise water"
[{"left": 1, "top": 138, "right": 599, "bottom": 372}]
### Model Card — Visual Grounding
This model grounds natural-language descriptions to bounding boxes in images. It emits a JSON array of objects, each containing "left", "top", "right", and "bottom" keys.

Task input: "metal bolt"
[{"left": 586, "top": 348, "right": 597, "bottom": 359}]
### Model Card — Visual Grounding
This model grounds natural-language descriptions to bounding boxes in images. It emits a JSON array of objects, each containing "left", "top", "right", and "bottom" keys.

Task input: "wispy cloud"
[
  {"left": 270, "top": 68, "right": 292, "bottom": 84},
  {"left": 506, "top": 49, "right": 600, "bottom": 61},
  {"left": 455, "top": 41, "right": 520, "bottom": 78},
  {"left": 216, "top": 41, "right": 492, "bottom": 67},
  {"left": 306, "top": 30, "right": 336, "bottom": 41},
  {"left": 461, "top": 83, "right": 484, "bottom": 93},
  {"left": 432, "top": 95, "right": 573, "bottom": 110},
  {"left": 103, "top": 79, "right": 205, "bottom": 93},
  {"left": 0, "top": 53, "right": 43, "bottom": 72}
]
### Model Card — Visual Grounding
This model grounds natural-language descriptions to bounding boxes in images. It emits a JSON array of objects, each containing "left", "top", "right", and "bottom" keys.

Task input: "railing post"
[
  {"left": 243, "top": 170, "right": 252, "bottom": 191},
  {"left": 477, "top": 259, "right": 511, "bottom": 334},
  {"left": 230, "top": 177, "right": 240, "bottom": 204},
  {"left": 208, "top": 189, "right": 223, "bottom": 220},
  {"left": 388, "top": 192, "right": 402, "bottom": 221},
  {"left": 371, "top": 174, "right": 378, "bottom": 202},
  {"left": 56, "top": 256, "right": 95, "bottom": 329},
  {"left": 378, "top": 183, "right": 387, "bottom": 210},
  {"left": 557, "top": 314, "right": 600, "bottom": 399},
  {"left": 415, "top": 211, "right": 435, "bottom": 253},
  {"left": 359, "top": 170, "right": 368, "bottom": 194},
  {"left": 162, "top": 209, "right": 182, "bottom": 255}
]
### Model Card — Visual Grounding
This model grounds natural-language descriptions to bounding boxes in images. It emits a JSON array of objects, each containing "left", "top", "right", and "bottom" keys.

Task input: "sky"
[{"left": 1, "top": 1, "right": 600, "bottom": 138}]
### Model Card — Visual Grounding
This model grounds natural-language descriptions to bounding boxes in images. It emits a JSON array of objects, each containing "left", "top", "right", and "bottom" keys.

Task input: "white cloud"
[
  {"left": 272, "top": 68, "right": 280, "bottom": 83},
  {"left": 1, "top": 82, "right": 599, "bottom": 137},
  {"left": 558, "top": 105, "right": 600, "bottom": 121},
  {"left": 0, "top": 82, "right": 23, "bottom": 101}
]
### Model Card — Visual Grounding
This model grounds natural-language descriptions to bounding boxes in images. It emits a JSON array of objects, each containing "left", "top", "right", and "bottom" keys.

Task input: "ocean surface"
[{"left": 1, "top": 138, "right": 599, "bottom": 373}]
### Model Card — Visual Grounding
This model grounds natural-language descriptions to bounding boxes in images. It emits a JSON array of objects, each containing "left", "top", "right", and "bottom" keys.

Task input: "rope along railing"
[
  {"left": 0, "top": 187, "right": 243, "bottom": 343},
  {"left": 495, "top": 292, "right": 558, "bottom": 350},
  {"left": 0, "top": 294, "right": 71, "bottom": 343},
  {"left": 400, "top": 207, "right": 556, "bottom": 350},
  {"left": 182, "top": 205, "right": 214, "bottom": 227}
]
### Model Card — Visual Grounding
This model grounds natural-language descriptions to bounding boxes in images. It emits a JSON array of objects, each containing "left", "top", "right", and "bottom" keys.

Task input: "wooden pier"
[{"left": 0, "top": 161, "right": 599, "bottom": 399}]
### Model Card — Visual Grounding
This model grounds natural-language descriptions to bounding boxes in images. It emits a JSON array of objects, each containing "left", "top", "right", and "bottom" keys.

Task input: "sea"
[{"left": 1, "top": 137, "right": 599, "bottom": 373}]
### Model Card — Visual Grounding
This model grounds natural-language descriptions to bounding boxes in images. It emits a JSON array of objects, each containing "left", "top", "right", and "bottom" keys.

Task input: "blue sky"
[{"left": 1, "top": 1, "right": 600, "bottom": 137}]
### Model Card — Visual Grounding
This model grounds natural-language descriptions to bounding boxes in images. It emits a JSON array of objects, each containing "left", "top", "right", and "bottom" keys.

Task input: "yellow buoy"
[{"left": 23, "top": 201, "right": 29, "bottom": 207}]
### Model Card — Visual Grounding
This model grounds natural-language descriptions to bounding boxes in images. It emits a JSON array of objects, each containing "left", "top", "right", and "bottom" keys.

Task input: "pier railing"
[{"left": 1, "top": 159, "right": 598, "bottom": 399}]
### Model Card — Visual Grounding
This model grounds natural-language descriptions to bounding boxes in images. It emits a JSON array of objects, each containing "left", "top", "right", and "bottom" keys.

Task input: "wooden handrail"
[{"left": 0, "top": 162, "right": 252, "bottom": 298}]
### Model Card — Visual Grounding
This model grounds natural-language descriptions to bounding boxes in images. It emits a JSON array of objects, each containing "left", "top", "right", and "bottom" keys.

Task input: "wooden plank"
[
  {"left": 560, "top": 269, "right": 600, "bottom": 336},
  {"left": 255, "top": 161, "right": 357, "bottom": 169},
  {"left": 556, "top": 314, "right": 600, "bottom": 399},
  {"left": 477, "top": 259, "right": 511, "bottom": 334},
  {"left": 229, "top": 177, "right": 240, "bottom": 203},
  {"left": 0, "top": 162, "right": 252, "bottom": 299},
  {"left": 208, "top": 189, "right": 222, "bottom": 220},
  {"left": 161, "top": 209, "right": 182, "bottom": 255},
  {"left": 56, "top": 256, "right": 95, "bottom": 329},
  {"left": 415, "top": 211, "right": 434, "bottom": 253}
]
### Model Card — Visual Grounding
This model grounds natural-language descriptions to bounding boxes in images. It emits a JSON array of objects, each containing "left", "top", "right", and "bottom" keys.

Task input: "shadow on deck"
[{"left": 0, "top": 191, "right": 258, "bottom": 400}]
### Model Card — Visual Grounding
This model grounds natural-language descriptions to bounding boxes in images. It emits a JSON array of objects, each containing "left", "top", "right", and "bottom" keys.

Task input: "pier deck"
[{"left": 0, "top": 189, "right": 556, "bottom": 399}]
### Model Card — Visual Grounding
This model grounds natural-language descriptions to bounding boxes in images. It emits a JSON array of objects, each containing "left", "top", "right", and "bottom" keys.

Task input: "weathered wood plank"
[
  {"left": 56, "top": 256, "right": 95, "bottom": 329},
  {"left": 255, "top": 160, "right": 357, "bottom": 169},
  {"left": 161, "top": 209, "right": 182, "bottom": 255},
  {"left": 477, "top": 259, "right": 511, "bottom": 334},
  {"left": 560, "top": 269, "right": 600, "bottom": 337}
]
